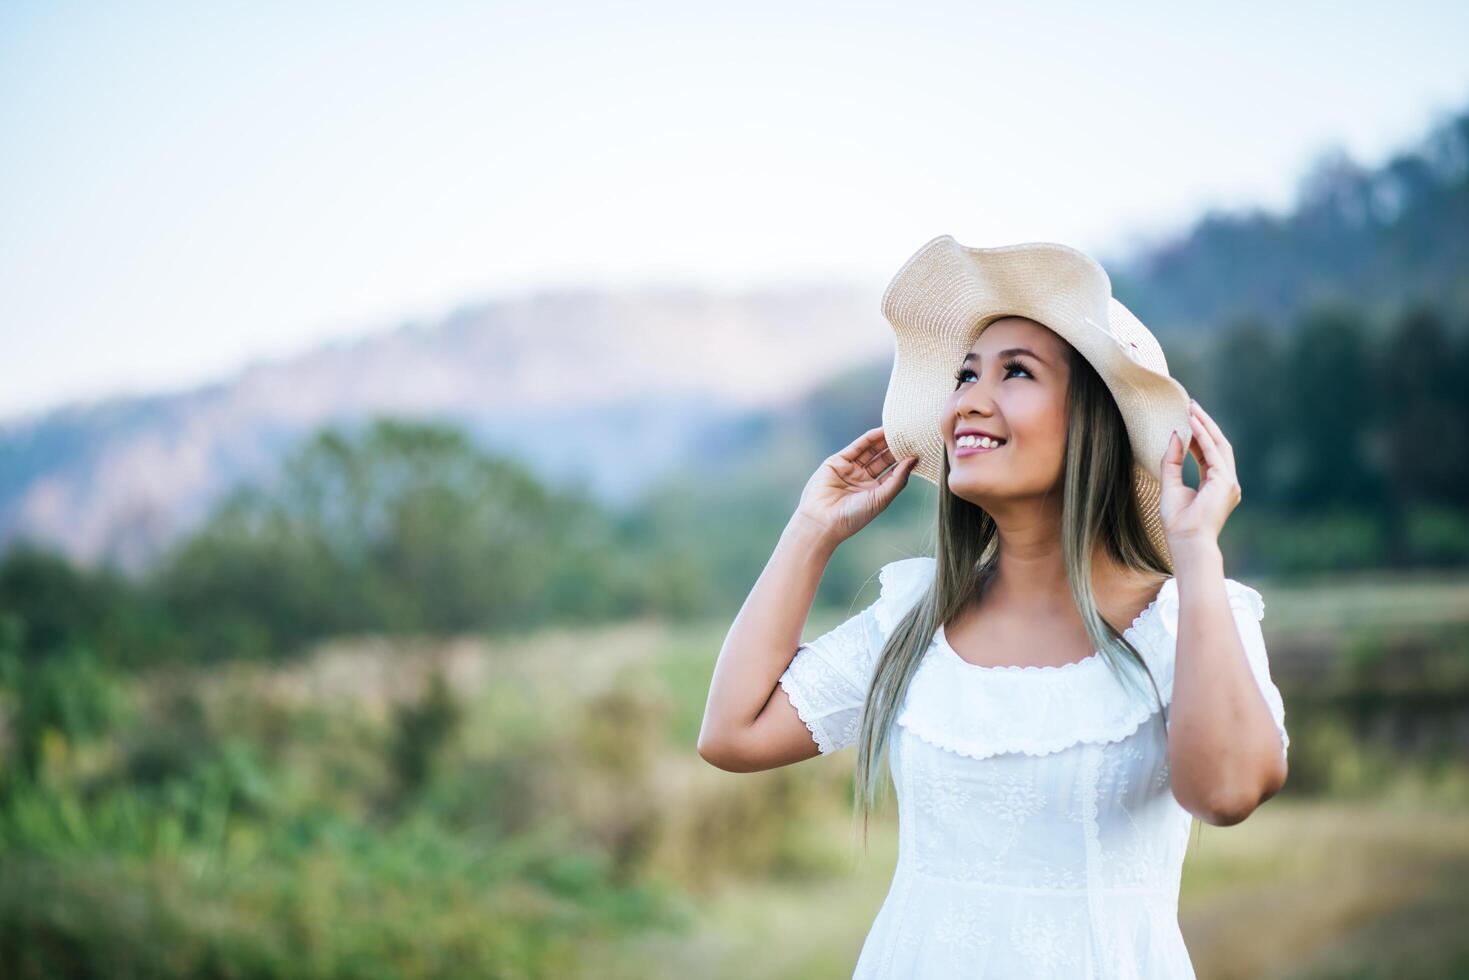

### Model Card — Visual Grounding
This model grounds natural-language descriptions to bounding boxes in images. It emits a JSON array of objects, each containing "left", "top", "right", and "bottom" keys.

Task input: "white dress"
[{"left": 777, "top": 556, "right": 1290, "bottom": 979}]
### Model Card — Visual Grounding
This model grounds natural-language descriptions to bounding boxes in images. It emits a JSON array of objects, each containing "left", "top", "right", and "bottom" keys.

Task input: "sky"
[{"left": 2, "top": 0, "right": 1466, "bottom": 423}]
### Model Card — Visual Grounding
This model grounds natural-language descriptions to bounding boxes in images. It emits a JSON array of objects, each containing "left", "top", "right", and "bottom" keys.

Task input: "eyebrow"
[{"left": 962, "top": 347, "right": 1047, "bottom": 366}]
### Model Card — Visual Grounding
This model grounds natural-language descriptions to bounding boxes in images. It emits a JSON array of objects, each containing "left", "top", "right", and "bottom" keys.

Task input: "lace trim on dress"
[
  {"left": 780, "top": 663, "right": 836, "bottom": 755},
  {"left": 885, "top": 558, "right": 1178, "bottom": 761},
  {"left": 777, "top": 610, "right": 876, "bottom": 755},
  {"left": 776, "top": 558, "right": 924, "bottom": 755},
  {"left": 782, "top": 554, "right": 1287, "bottom": 764},
  {"left": 899, "top": 626, "right": 1173, "bottom": 760},
  {"left": 889, "top": 567, "right": 1287, "bottom": 764}
]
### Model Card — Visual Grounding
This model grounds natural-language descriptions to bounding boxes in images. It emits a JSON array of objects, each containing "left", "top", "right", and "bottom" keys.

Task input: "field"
[
  {"left": 3, "top": 571, "right": 1468, "bottom": 978},
  {"left": 630, "top": 570, "right": 1469, "bottom": 979},
  {"left": 604, "top": 795, "right": 1469, "bottom": 979}
]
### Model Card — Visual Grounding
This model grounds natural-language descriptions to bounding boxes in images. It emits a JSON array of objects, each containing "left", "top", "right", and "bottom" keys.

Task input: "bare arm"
[
  {"left": 696, "top": 513, "right": 841, "bottom": 771},
  {"left": 1165, "top": 541, "right": 1288, "bottom": 825},
  {"left": 696, "top": 426, "right": 918, "bottom": 772},
  {"left": 1158, "top": 400, "right": 1288, "bottom": 825}
]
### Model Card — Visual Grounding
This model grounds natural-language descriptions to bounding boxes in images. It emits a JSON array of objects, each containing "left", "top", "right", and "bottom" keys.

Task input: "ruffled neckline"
[
  {"left": 933, "top": 576, "right": 1175, "bottom": 674},
  {"left": 872, "top": 557, "right": 1189, "bottom": 760}
]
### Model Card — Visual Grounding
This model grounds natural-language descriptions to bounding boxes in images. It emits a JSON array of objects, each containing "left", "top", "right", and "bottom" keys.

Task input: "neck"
[{"left": 982, "top": 510, "right": 1130, "bottom": 614}]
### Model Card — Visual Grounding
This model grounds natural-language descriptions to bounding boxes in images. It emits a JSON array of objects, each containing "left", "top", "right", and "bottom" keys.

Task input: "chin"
[
  {"left": 947, "top": 457, "right": 1036, "bottom": 498},
  {"left": 947, "top": 472, "right": 1001, "bottom": 497}
]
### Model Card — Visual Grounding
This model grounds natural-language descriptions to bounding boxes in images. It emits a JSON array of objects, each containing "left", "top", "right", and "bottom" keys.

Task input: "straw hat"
[{"left": 878, "top": 233, "right": 1193, "bottom": 564}]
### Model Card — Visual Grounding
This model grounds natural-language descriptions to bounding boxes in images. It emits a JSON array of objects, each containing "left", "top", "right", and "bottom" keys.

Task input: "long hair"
[{"left": 849, "top": 336, "right": 1175, "bottom": 850}]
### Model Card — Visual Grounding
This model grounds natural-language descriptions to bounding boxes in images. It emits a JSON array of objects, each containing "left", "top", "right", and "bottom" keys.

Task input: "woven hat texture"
[{"left": 878, "top": 234, "right": 1192, "bottom": 564}]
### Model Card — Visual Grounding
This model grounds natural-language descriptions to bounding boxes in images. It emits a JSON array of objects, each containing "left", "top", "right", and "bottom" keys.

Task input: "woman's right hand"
[{"left": 794, "top": 426, "right": 919, "bottom": 545}]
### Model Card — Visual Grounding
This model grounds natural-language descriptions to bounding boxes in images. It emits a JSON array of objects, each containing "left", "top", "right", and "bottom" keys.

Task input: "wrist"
[
  {"left": 1168, "top": 536, "right": 1223, "bottom": 577},
  {"left": 786, "top": 511, "right": 842, "bottom": 557}
]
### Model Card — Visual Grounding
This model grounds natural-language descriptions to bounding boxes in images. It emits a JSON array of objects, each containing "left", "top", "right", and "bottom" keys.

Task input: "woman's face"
[{"left": 943, "top": 316, "right": 1073, "bottom": 509}]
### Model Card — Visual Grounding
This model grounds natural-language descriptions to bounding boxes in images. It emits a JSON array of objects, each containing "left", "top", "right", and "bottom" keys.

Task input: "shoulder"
[
  {"left": 1224, "top": 577, "right": 1266, "bottom": 620},
  {"left": 1111, "top": 571, "right": 1174, "bottom": 630},
  {"left": 876, "top": 554, "right": 935, "bottom": 595},
  {"left": 1148, "top": 576, "right": 1267, "bottom": 642},
  {"left": 872, "top": 555, "right": 935, "bottom": 636}
]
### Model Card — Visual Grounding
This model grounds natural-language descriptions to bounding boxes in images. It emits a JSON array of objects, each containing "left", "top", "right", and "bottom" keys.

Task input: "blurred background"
[{"left": 2, "top": 1, "right": 1468, "bottom": 977}]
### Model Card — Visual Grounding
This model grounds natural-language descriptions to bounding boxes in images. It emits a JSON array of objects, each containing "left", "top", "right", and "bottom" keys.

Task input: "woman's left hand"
[{"left": 1159, "top": 399, "right": 1241, "bottom": 549}]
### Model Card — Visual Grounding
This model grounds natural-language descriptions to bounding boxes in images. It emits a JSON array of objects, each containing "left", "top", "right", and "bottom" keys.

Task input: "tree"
[
  {"left": 1381, "top": 306, "right": 1469, "bottom": 509},
  {"left": 1281, "top": 305, "right": 1384, "bottom": 512}
]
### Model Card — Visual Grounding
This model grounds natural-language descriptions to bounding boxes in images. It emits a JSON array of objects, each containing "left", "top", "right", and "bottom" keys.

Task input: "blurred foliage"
[
  {"left": 140, "top": 417, "right": 654, "bottom": 666},
  {"left": 0, "top": 101, "right": 1466, "bottom": 980},
  {"left": 0, "top": 303, "right": 1465, "bottom": 674},
  {"left": 1115, "top": 105, "right": 1469, "bottom": 332},
  {"left": 0, "top": 585, "right": 1463, "bottom": 977},
  {"left": 0, "top": 618, "right": 708, "bottom": 978}
]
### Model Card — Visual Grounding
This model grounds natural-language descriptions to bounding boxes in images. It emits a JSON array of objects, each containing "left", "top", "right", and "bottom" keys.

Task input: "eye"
[
  {"left": 1002, "top": 357, "right": 1033, "bottom": 379},
  {"left": 952, "top": 359, "right": 1032, "bottom": 389}
]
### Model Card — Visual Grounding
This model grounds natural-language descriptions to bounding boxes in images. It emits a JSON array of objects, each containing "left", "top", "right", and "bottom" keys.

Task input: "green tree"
[
  {"left": 1282, "top": 305, "right": 1385, "bottom": 511},
  {"left": 1381, "top": 306, "right": 1469, "bottom": 509},
  {"left": 1211, "top": 315, "right": 1291, "bottom": 509},
  {"left": 151, "top": 416, "right": 620, "bottom": 661}
]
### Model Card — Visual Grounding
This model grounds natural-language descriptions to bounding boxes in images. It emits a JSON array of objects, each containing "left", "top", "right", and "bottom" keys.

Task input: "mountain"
[
  {"left": 0, "top": 284, "right": 886, "bottom": 572},
  {"left": 5, "top": 102, "right": 1466, "bottom": 575}
]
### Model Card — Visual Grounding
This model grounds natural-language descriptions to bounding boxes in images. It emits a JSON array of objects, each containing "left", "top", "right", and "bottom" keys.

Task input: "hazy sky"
[{"left": 2, "top": 0, "right": 1466, "bottom": 422}]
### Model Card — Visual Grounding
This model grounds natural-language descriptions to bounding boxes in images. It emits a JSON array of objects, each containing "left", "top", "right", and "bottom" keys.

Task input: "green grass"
[
  {"left": 1246, "top": 569, "right": 1469, "bottom": 635},
  {"left": 598, "top": 782, "right": 1469, "bottom": 980},
  {"left": 3, "top": 569, "right": 1469, "bottom": 977}
]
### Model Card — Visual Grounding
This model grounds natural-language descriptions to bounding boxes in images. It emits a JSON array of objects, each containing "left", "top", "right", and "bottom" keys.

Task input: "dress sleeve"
[
  {"left": 1225, "top": 579, "right": 1290, "bottom": 766},
  {"left": 777, "top": 556, "right": 934, "bottom": 755}
]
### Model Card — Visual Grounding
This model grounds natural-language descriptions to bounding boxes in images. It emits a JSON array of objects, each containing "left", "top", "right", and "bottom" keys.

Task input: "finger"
[
  {"left": 1160, "top": 430, "right": 1184, "bottom": 489},
  {"left": 862, "top": 445, "right": 898, "bottom": 479},
  {"left": 853, "top": 432, "right": 896, "bottom": 472},
  {"left": 1182, "top": 429, "right": 1210, "bottom": 485},
  {"left": 837, "top": 426, "right": 887, "bottom": 465},
  {"left": 1190, "top": 401, "right": 1234, "bottom": 464},
  {"left": 879, "top": 455, "right": 919, "bottom": 497},
  {"left": 1184, "top": 427, "right": 1205, "bottom": 468},
  {"left": 840, "top": 426, "right": 893, "bottom": 476},
  {"left": 1188, "top": 413, "right": 1224, "bottom": 477},
  {"left": 837, "top": 432, "right": 901, "bottom": 484}
]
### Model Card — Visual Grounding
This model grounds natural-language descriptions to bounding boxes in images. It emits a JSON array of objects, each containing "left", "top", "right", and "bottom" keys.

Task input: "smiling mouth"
[{"left": 954, "top": 436, "right": 1007, "bottom": 457}]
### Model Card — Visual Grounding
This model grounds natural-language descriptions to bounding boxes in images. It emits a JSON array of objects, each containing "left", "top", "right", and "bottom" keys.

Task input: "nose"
[{"left": 954, "top": 378, "right": 997, "bottom": 423}]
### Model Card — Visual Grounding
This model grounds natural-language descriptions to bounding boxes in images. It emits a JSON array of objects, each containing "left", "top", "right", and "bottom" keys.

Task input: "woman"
[{"left": 697, "top": 234, "right": 1289, "bottom": 978}]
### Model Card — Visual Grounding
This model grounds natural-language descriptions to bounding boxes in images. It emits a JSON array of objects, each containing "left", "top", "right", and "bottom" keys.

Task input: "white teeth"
[{"left": 958, "top": 434, "right": 1005, "bottom": 449}]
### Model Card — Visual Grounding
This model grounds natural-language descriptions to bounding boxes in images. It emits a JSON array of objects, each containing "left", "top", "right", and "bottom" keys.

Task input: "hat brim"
[{"left": 878, "top": 235, "right": 1192, "bottom": 562}]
